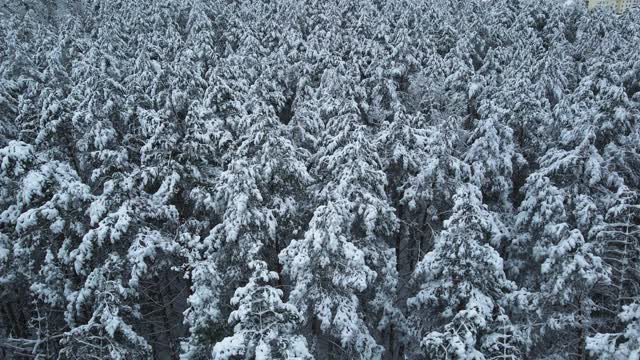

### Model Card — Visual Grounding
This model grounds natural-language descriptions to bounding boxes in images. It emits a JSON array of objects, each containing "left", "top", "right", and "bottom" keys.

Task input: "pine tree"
[
  {"left": 519, "top": 129, "right": 615, "bottom": 357},
  {"left": 587, "top": 301, "right": 640, "bottom": 360},
  {"left": 212, "top": 260, "right": 311, "bottom": 360},
  {"left": 60, "top": 254, "right": 151, "bottom": 360},
  {"left": 0, "top": 139, "right": 93, "bottom": 357},
  {"left": 400, "top": 120, "right": 470, "bottom": 290},
  {"left": 182, "top": 158, "right": 268, "bottom": 359},
  {"left": 407, "top": 184, "right": 515, "bottom": 358},
  {"left": 511, "top": 179, "right": 551, "bottom": 268},
  {"left": 596, "top": 187, "right": 640, "bottom": 311},
  {"left": 280, "top": 65, "right": 397, "bottom": 359},
  {"left": 464, "top": 100, "right": 525, "bottom": 210},
  {"left": 183, "top": 97, "right": 312, "bottom": 358}
]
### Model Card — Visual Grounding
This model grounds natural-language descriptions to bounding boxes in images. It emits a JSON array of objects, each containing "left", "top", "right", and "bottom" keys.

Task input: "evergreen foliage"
[{"left": 1, "top": 1, "right": 639, "bottom": 359}]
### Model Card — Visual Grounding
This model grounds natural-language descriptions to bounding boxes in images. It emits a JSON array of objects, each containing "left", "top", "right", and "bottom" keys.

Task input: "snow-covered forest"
[{"left": 1, "top": 0, "right": 639, "bottom": 359}]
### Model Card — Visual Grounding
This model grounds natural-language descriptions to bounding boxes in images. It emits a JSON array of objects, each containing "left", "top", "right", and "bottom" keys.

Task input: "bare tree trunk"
[{"left": 577, "top": 298, "right": 586, "bottom": 360}]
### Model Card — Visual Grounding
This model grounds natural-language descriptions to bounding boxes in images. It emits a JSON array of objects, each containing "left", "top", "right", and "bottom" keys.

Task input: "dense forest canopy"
[{"left": 1, "top": 0, "right": 640, "bottom": 359}]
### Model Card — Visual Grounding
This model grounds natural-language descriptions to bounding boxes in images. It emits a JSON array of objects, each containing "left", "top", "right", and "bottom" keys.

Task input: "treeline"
[{"left": 1, "top": 0, "right": 639, "bottom": 359}]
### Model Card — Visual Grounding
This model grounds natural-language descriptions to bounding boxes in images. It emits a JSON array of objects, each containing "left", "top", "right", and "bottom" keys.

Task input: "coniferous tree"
[
  {"left": 212, "top": 260, "right": 311, "bottom": 360},
  {"left": 408, "top": 184, "right": 516, "bottom": 359}
]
